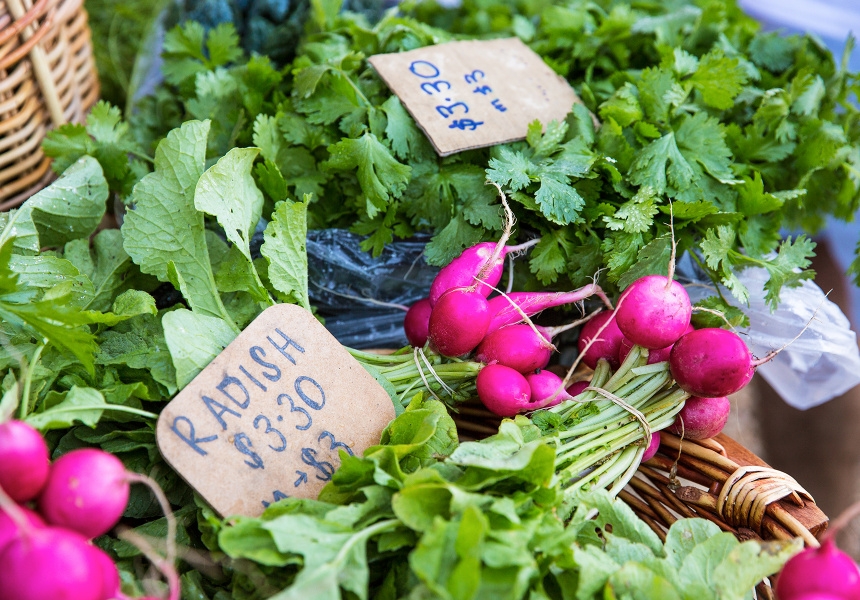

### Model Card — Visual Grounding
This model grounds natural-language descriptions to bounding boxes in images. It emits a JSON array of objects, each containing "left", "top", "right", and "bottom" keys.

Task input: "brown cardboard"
[
  {"left": 369, "top": 37, "right": 582, "bottom": 156},
  {"left": 155, "top": 304, "right": 395, "bottom": 517}
]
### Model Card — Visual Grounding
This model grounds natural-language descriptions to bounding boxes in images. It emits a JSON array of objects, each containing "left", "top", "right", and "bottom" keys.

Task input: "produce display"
[{"left": 2, "top": 0, "right": 860, "bottom": 597}]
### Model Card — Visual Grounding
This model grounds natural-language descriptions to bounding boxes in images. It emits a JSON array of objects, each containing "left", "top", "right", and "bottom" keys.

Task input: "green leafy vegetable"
[{"left": 260, "top": 196, "right": 311, "bottom": 309}]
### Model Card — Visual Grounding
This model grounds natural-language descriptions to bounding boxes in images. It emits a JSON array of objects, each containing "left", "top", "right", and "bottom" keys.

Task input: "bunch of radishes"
[
  {"left": 407, "top": 221, "right": 773, "bottom": 445},
  {"left": 0, "top": 419, "right": 174, "bottom": 600},
  {"left": 404, "top": 235, "right": 617, "bottom": 417}
]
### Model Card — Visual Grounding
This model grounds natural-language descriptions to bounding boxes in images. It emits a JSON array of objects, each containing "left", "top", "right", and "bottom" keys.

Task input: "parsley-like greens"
[{"left": 47, "top": 0, "right": 860, "bottom": 311}]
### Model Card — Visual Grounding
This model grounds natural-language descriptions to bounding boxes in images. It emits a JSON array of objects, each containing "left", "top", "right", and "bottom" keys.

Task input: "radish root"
[
  {"left": 691, "top": 306, "right": 738, "bottom": 331},
  {"left": 751, "top": 293, "right": 829, "bottom": 368},
  {"left": 823, "top": 499, "right": 860, "bottom": 544},
  {"left": 480, "top": 182, "right": 516, "bottom": 285},
  {"left": 0, "top": 482, "right": 33, "bottom": 535},
  {"left": 544, "top": 308, "right": 604, "bottom": 339},
  {"left": 413, "top": 347, "right": 454, "bottom": 399},
  {"left": 125, "top": 472, "right": 177, "bottom": 570},
  {"left": 560, "top": 290, "right": 630, "bottom": 391},
  {"left": 117, "top": 527, "right": 181, "bottom": 600},
  {"left": 478, "top": 281, "right": 556, "bottom": 352}
]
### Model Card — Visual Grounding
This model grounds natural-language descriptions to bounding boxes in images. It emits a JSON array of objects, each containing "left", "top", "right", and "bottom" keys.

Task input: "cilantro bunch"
[
  {"left": 46, "top": 0, "right": 860, "bottom": 319},
  {"left": 406, "top": 0, "right": 860, "bottom": 307}
]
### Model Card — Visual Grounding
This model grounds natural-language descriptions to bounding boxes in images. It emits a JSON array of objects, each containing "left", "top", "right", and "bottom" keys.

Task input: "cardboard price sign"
[
  {"left": 369, "top": 37, "right": 582, "bottom": 156},
  {"left": 156, "top": 304, "right": 395, "bottom": 517}
]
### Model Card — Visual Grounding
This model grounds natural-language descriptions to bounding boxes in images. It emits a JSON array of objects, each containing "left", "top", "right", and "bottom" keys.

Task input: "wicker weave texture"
[{"left": 0, "top": 0, "right": 99, "bottom": 210}]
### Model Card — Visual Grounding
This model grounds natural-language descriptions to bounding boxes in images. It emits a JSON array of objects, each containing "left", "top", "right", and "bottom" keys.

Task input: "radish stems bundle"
[
  {"left": 536, "top": 346, "right": 690, "bottom": 501},
  {"left": 348, "top": 347, "right": 482, "bottom": 406},
  {"left": 352, "top": 343, "right": 690, "bottom": 503}
]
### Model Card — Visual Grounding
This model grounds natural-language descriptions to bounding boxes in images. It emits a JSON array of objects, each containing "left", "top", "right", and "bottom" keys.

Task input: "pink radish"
[
  {"left": 475, "top": 324, "right": 554, "bottom": 373},
  {"left": 776, "top": 537, "right": 860, "bottom": 599},
  {"left": 525, "top": 370, "right": 574, "bottom": 409},
  {"left": 618, "top": 323, "right": 695, "bottom": 365},
  {"left": 0, "top": 505, "right": 44, "bottom": 553},
  {"left": 427, "top": 288, "right": 492, "bottom": 357},
  {"left": 476, "top": 364, "right": 533, "bottom": 417},
  {"left": 429, "top": 241, "right": 534, "bottom": 305},
  {"left": 615, "top": 275, "right": 692, "bottom": 349},
  {"left": 0, "top": 419, "right": 51, "bottom": 502},
  {"left": 485, "top": 284, "right": 613, "bottom": 334},
  {"left": 566, "top": 380, "right": 590, "bottom": 397},
  {"left": 39, "top": 448, "right": 130, "bottom": 539},
  {"left": 669, "top": 328, "right": 757, "bottom": 398},
  {"left": 0, "top": 526, "right": 106, "bottom": 600},
  {"left": 577, "top": 310, "right": 625, "bottom": 370},
  {"left": 667, "top": 396, "right": 730, "bottom": 440},
  {"left": 404, "top": 298, "right": 433, "bottom": 347},
  {"left": 90, "top": 545, "right": 121, "bottom": 600},
  {"left": 641, "top": 433, "right": 661, "bottom": 462}
]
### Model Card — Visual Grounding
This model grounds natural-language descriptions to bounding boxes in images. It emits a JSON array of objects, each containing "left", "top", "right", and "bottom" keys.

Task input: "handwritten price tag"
[
  {"left": 155, "top": 304, "right": 395, "bottom": 517},
  {"left": 369, "top": 38, "right": 583, "bottom": 156}
]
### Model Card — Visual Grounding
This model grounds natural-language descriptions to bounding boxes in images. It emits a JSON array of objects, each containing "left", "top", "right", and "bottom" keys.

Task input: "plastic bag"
[
  {"left": 305, "top": 229, "right": 438, "bottom": 349},
  {"left": 679, "top": 257, "right": 860, "bottom": 409}
]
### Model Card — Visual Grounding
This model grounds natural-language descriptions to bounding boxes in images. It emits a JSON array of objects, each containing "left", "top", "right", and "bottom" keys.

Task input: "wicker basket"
[
  {"left": 0, "top": 0, "right": 99, "bottom": 210},
  {"left": 623, "top": 432, "right": 828, "bottom": 546}
]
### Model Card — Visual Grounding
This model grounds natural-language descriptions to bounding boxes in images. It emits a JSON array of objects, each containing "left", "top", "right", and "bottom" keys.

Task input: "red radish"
[
  {"left": 476, "top": 364, "right": 533, "bottom": 417},
  {"left": 428, "top": 242, "right": 495, "bottom": 304},
  {"left": 525, "top": 370, "right": 574, "bottom": 409},
  {"left": 782, "top": 595, "right": 847, "bottom": 600},
  {"left": 0, "top": 419, "right": 51, "bottom": 502},
  {"left": 404, "top": 298, "right": 433, "bottom": 347},
  {"left": 485, "top": 284, "right": 613, "bottom": 334},
  {"left": 566, "top": 380, "right": 590, "bottom": 397},
  {"left": 427, "top": 288, "right": 492, "bottom": 357},
  {"left": 0, "top": 526, "right": 105, "bottom": 600},
  {"left": 428, "top": 236, "right": 540, "bottom": 306},
  {"left": 39, "top": 448, "right": 130, "bottom": 539},
  {"left": 577, "top": 310, "right": 625, "bottom": 370},
  {"left": 0, "top": 505, "right": 44, "bottom": 553},
  {"left": 90, "top": 545, "right": 121, "bottom": 600},
  {"left": 618, "top": 324, "right": 695, "bottom": 365},
  {"left": 776, "top": 537, "right": 860, "bottom": 600},
  {"left": 615, "top": 275, "right": 692, "bottom": 349},
  {"left": 475, "top": 324, "right": 553, "bottom": 373},
  {"left": 641, "top": 432, "right": 661, "bottom": 462},
  {"left": 669, "top": 328, "right": 757, "bottom": 398},
  {"left": 667, "top": 396, "right": 730, "bottom": 440}
]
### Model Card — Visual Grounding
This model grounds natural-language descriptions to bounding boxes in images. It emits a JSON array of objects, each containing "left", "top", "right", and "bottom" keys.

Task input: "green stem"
[
  {"left": 336, "top": 70, "right": 373, "bottom": 108},
  {"left": 27, "top": 404, "right": 160, "bottom": 421},
  {"left": 347, "top": 347, "right": 416, "bottom": 365},
  {"left": 328, "top": 518, "right": 399, "bottom": 571},
  {"left": 19, "top": 340, "right": 46, "bottom": 420}
]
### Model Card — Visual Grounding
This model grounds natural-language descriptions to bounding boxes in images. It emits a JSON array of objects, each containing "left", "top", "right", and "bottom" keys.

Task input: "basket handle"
[{"left": 5, "top": 0, "right": 66, "bottom": 127}]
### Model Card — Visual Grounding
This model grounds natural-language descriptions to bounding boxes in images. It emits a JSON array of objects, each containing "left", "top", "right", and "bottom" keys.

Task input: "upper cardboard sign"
[
  {"left": 156, "top": 303, "right": 395, "bottom": 517},
  {"left": 369, "top": 37, "right": 582, "bottom": 156}
]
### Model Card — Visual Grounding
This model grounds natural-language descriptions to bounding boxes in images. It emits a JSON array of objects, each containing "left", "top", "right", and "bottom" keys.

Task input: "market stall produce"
[{"left": 1, "top": 0, "right": 860, "bottom": 597}]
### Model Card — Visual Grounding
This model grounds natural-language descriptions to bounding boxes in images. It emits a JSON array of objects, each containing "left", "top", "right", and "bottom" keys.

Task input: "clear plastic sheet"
[
  {"left": 679, "top": 256, "right": 860, "bottom": 409},
  {"left": 304, "top": 229, "right": 438, "bottom": 349}
]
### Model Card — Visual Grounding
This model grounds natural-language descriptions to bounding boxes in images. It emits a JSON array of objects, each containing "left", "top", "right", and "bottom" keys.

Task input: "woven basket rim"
[{"left": 0, "top": 0, "right": 100, "bottom": 209}]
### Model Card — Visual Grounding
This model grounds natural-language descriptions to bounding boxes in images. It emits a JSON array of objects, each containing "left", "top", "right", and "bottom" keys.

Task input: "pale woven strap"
[{"left": 716, "top": 465, "right": 813, "bottom": 534}]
